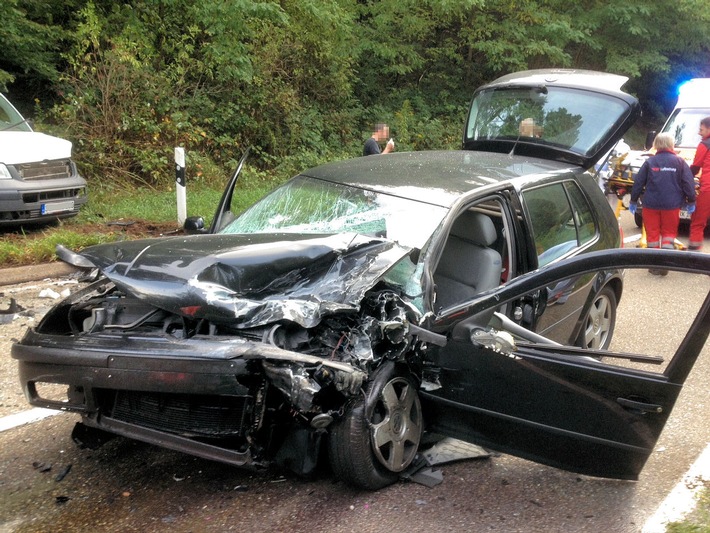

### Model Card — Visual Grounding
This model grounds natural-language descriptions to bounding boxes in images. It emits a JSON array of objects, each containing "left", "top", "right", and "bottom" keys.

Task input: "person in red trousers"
[
  {"left": 630, "top": 133, "right": 696, "bottom": 275},
  {"left": 688, "top": 116, "right": 710, "bottom": 250}
]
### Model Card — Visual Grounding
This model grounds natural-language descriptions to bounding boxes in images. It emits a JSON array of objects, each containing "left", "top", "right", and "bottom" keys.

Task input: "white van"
[
  {"left": 0, "top": 93, "right": 87, "bottom": 226},
  {"left": 657, "top": 78, "right": 710, "bottom": 162}
]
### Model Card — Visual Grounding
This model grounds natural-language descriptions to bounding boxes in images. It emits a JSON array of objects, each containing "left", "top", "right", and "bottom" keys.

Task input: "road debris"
[{"left": 401, "top": 438, "right": 490, "bottom": 488}]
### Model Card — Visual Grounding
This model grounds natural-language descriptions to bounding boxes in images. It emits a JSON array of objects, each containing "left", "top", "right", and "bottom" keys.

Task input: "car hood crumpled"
[{"left": 77, "top": 232, "right": 412, "bottom": 328}]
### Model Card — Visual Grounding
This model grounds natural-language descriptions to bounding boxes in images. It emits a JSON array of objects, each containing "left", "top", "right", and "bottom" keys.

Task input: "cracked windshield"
[{"left": 219, "top": 176, "right": 448, "bottom": 250}]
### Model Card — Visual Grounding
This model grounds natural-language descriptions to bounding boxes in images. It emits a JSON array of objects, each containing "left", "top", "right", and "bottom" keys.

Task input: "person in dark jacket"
[
  {"left": 630, "top": 133, "right": 696, "bottom": 270},
  {"left": 363, "top": 123, "right": 395, "bottom": 156}
]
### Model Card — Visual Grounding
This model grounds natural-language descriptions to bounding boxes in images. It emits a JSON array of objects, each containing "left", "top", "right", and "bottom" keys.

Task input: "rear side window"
[
  {"left": 523, "top": 182, "right": 597, "bottom": 267},
  {"left": 564, "top": 181, "right": 596, "bottom": 244}
]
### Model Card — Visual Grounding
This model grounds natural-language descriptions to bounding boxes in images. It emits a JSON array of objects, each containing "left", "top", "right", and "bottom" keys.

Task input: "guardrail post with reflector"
[{"left": 175, "top": 147, "right": 187, "bottom": 225}]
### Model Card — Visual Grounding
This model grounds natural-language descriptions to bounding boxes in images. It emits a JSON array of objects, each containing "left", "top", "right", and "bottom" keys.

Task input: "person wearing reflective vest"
[
  {"left": 688, "top": 116, "right": 710, "bottom": 250},
  {"left": 630, "top": 133, "right": 696, "bottom": 251}
]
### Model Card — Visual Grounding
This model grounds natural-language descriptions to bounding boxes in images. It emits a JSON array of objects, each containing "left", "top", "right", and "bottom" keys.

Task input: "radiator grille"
[
  {"left": 16, "top": 159, "right": 72, "bottom": 180},
  {"left": 107, "top": 390, "right": 254, "bottom": 438}
]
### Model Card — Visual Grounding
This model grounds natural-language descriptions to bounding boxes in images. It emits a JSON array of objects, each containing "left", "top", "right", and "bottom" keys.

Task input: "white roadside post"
[{"left": 175, "top": 147, "right": 187, "bottom": 225}]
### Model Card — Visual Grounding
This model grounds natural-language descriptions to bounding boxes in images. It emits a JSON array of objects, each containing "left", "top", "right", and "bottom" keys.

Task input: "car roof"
[
  {"left": 481, "top": 69, "right": 631, "bottom": 95},
  {"left": 300, "top": 150, "right": 575, "bottom": 207}
]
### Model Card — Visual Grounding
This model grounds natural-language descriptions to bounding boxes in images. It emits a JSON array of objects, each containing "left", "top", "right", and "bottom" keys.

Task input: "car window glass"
[
  {"left": 504, "top": 267, "right": 710, "bottom": 378},
  {"left": 605, "top": 269, "right": 710, "bottom": 372},
  {"left": 465, "top": 86, "right": 628, "bottom": 157},
  {"left": 660, "top": 108, "right": 707, "bottom": 149},
  {"left": 0, "top": 95, "right": 32, "bottom": 132},
  {"left": 564, "top": 181, "right": 596, "bottom": 244},
  {"left": 467, "top": 265, "right": 709, "bottom": 384},
  {"left": 523, "top": 184, "right": 577, "bottom": 267},
  {"left": 219, "top": 176, "right": 448, "bottom": 250}
]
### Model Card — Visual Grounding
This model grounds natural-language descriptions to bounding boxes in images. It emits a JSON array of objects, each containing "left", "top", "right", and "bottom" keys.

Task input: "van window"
[
  {"left": 660, "top": 108, "right": 707, "bottom": 149},
  {"left": 0, "top": 94, "right": 32, "bottom": 132}
]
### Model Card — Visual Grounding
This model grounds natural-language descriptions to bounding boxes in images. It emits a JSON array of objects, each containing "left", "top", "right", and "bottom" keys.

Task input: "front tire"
[
  {"left": 328, "top": 363, "right": 423, "bottom": 490},
  {"left": 577, "top": 285, "right": 617, "bottom": 350}
]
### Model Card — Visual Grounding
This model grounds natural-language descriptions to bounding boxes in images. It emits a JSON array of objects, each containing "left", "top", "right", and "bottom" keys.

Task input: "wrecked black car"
[{"left": 13, "top": 70, "right": 710, "bottom": 490}]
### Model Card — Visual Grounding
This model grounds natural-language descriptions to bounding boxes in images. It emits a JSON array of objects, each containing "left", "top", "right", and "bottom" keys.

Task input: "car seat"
[{"left": 434, "top": 211, "right": 502, "bottom": 310}]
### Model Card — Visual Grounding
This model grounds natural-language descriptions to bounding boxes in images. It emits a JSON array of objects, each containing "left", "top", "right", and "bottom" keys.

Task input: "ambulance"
[{"left": 657, "top": 78, "right": 710, "bottom": 162}]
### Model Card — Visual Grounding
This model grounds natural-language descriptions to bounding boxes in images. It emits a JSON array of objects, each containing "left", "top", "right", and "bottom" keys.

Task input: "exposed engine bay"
[{"left": 29, "top": 273, "right": 438, "bottom": 473}]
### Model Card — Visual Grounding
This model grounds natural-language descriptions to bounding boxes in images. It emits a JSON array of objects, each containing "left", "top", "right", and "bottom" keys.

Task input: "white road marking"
[
  {"left": 624, "top": 234, "right": 642, "bottom": 245},
  {"left": 0, "top": 407, "right": 63, "bottom": 433},
  {"left": 642, "top": 443, "right": 710, "bottom": 532}
]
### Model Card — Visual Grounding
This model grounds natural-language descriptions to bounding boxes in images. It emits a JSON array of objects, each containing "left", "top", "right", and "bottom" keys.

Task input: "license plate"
[{"left": 41, "top": 200, "right": 74, "bottom": 215}]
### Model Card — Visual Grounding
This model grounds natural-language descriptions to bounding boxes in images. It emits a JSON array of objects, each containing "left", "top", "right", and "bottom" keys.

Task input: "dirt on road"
[
  {"left": 0, "top": 218, "right": 183, "bottom": 415},
  {"left": 1, "top": 276, "right": 89, "bottom": 418}
]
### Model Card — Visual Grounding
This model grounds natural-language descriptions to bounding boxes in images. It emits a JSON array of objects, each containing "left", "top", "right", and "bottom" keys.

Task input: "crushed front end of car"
[{"left": 12, "top": 232, "right": 428, "bottom": 475}]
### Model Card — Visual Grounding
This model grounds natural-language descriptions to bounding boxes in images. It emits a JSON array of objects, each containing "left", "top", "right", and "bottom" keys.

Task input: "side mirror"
[
  {"left": 644, "top": 131, "right": 657, "bottom": 150},
  {"left": 183, "top": 216, "right": 207, "bottom": 234}
]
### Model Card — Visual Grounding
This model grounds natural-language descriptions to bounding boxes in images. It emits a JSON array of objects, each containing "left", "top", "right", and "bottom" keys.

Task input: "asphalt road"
[{"left": 1, "top": 208, "right": 709, "bottom": 533}]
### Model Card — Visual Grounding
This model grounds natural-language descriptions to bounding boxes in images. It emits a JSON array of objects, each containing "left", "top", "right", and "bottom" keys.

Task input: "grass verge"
[
  {"left": 0, "top": 172, "right": 283, "bottom": 267},
  {"left": 666, "top": 488, "right": 710, "bottom": 532}
]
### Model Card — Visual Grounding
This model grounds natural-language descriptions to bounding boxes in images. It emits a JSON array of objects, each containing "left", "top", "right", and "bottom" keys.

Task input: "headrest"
[{"left": 450, "top": 211, "right": 497, "bottom": 247}]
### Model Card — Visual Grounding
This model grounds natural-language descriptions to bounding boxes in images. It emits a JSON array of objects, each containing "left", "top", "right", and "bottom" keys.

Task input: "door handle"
[{"left": 617, "top": 397, "right": 663, "bottom": 414}]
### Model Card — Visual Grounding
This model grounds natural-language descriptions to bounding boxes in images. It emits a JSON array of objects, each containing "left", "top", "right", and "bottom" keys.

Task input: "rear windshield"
[{"left": 464, "top": 86, "right": 628, "bottom": 158}]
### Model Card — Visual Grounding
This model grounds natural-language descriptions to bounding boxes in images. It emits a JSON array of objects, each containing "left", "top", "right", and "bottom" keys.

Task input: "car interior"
[{"left": 433, "top": 208, "right": 504, "bottom": 311}]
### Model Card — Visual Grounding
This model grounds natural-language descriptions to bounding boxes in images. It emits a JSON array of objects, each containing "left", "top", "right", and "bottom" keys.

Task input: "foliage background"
[{"left": 1, "top": 0, "right": 709, "bottom": 191}]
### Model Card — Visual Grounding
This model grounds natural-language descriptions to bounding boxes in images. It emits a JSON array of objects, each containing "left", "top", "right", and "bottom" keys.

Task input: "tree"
[
  {"left": 4, "top": 0, "right": 708, "bottom": 185},
  {"left": 556, "top": 0, "right": 710, "bottom": 121},
  {"left": 0, "top": 0, "right": 66, "bottom": 96}
]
